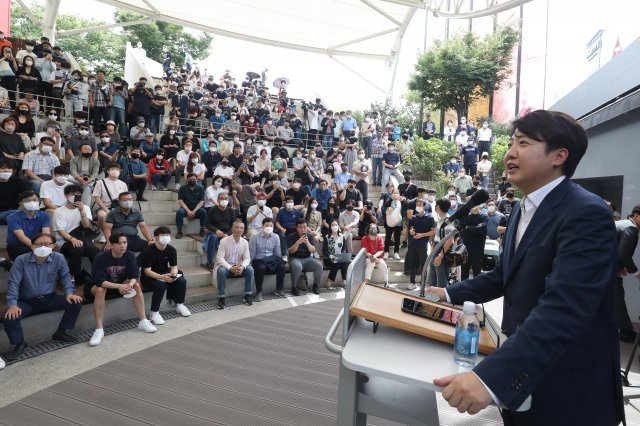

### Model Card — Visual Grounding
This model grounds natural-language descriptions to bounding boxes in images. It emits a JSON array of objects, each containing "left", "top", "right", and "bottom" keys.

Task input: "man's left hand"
[
  {"left": 434, "top": 372, "right": 493, "bottom": 415},
  {"left": 66, "top": 294, "right": 83, "bottom": 304}
]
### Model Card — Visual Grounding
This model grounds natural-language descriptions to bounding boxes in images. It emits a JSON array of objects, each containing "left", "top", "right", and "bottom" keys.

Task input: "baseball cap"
[{"left": 105, "top": 120, "right": 116, "bottom": 126}]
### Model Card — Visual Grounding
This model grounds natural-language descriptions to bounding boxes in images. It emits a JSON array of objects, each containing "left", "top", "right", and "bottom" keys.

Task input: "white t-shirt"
[
  {"left": 53, "top": 204, "right": 92, "bottom": 247},
  {"left": 205, "top": 185, "right": 228, "bottom": 208},
  {"left": 352, "top": 159, "right": 371, "bottom": 183},
  {"left": 214, "top": 165, "right": 234, "bottom": 178},
  {"left": 246, "top": 204, "right": 273, "bottom": 229},
  {"left": 185, "top": 163, "right": 206, "bottom": 177},
  {"left": 477, "top": 127, "right": 492, "bottom": 142},
  {"left": 40, "top": 180, "right": 72, "bottom": 208},
  {"left": 92, "top": 178, "right": 128, "bottom": 208},
  {"left": 176, "top": 149, "right": 194, "bottom": 166}
]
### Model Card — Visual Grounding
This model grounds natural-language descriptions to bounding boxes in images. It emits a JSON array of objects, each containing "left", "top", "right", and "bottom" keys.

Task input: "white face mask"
[
  {"left": 286, "top": 203, "right": 294, "bottom": 210},
  {"left": 67, "top": 195, "right": 77, "bottom": 204},
  {"left": 450, "top": 200, "right": 458, "bottom": 207},
  {"left": 311, "top": 202, "right": 318, "bottom": 210},
  {"left": 191, "top": 159, "right": 199, "bottom": 164},
  {"left": 331, "top": 225, "right": 339, "bottom": 233},
  {"left": 488, "top": 206, "right": 496, "bottom": 213},
  {"left": 23, "top": 200, "right": 39, "bottom": 211},
  {"left": 293, "top": 183, "right": 301, "bottom": 189},
  {"left": 41, "top": 145, "right": 52, "bottom": 154},
  {"left": 257, "top": 199, "right": 266, "bottom": 207},
  {"left": 0, "top": 171, "right": 12, "bottom": 180},
  {"left": 79, "top": 130, "right": 89, "bottom": 137},
  {"left": 158, "top": 235, "right": 171, "bottom": 245},
  {"left": 209, "top": 146, "right": 216, "bottom": 152},
  {"left": 33, "top": 246, "right": 52, "bottom": 257},
  {"left": 415, "top": 206, "right": 424, "bottom": 214},
  {"left": 184, "top": 147, "right": 192, "bottom": 153},
  {"left": 214, "top": 180, "right": 222, "bottom": 188},
  {"left": 56, "top": 175, "right": 68, "bottom": 184},
  {"left": 427, "top": 195, "right": 436, "bottom": 202},
  {"left": 219, "top": 199, "right": 229, "bottom": 207},
  {"left": 263, "top": 226, "right": 273, "bottom": 235},
  {"left": 101, "top": 137, "right": 110, "bottom": 143},
  {"left": 483, "top": 124, "right": 488, "bottom": 128},
  {"left": 358, "top": 154, "right": 365, "bottom": 160},
  {"left": 121, "top": 200, "right": 133, "bottom": 209},
  {"left": 169, "top": 130, "right": 176, "bottom": 135},
  {"left": 48, "top": 114, "right": 57, "bottom": 120},
  {"left": 76, "top": 119, "right": 85, "bottom": 124},
  {"left": 108, "top": 170, "right": 120, "bottom": 178}
]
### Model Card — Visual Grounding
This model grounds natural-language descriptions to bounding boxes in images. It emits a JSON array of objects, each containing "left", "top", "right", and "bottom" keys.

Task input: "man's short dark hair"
[
  {"left": 64, "top": 184, "right": 83, "bottom": 195},
  {"left": 31, "top": 233, "right": 55, "bottom": 245},
  {"left": 109, "top": 232, "right": 127, "bottom": 244},
  {"left": 154, "top": 226, "right": 171, "bottom": 236},
  {"left": 107, "top": 162, "right": 121, "bottom": 170},
  {"left": 0, "top": 158, "right": 14, "bottom": 169},
  {"left": 262, "top": 218, "right": 273, "bottom": 226},
  {"left": 40, "top": 136, "right": 55, "bottom": 145},
  {"left": 186, "top": 173, "right": 197, "bottom": 179},
  {"left": 511, "top": 110, "right": 587, "bottom": 178},
  {"left": 285, "top": 196, "right": 293, "bottom": 202},
  {"left": 436, "top": 198, "right": 451, "bottom": 213},
  {"left": 296, "top": 218, "right": 307, "bottom": 226},
  {"left": 631, "top": 205, "right": 640, "bottom": 217},
  {"left": 19, "top": 190, "right": 36, "bottom": 202},
  {"left": 53, "top": 165, "right": 70, "bottom": 175},
  {"left": 118, "top": 191, "right": 132, "bottom": 200}
]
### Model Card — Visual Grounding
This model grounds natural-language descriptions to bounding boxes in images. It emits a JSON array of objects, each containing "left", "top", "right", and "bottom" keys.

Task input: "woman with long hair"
[
  {"left": 323, "top": 219, "right": 349, "bottom": 286},
  {"left": 184, "top": 151, "right": 206, "bottom": 185}
]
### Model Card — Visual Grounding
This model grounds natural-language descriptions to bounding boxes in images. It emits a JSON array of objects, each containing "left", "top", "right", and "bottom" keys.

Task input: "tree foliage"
[
  {"left": 408, "top": 27, "right": 519, "bottom": 121},
  {"left": 115, "top": 11, "right": 213, "bottom": 67},
  {"left": 10, "top": 2, "right": 126, "bottom": 75},
  {"left": 362, "top": 98, "right": 421, "bottom": 135},
  {"left": 408, "top": 137, "right": 458, "bottom": 182}
]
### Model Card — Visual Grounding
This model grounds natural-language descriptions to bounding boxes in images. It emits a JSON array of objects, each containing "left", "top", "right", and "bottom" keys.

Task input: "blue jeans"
[
  {"left": 0, "top": 209, "right": 18, "bottom": 224},
  {"left": 149, "top": 113, "right": 160, "bottom": 135},
  {"left": 175, "top": 207, "right": 207, "bottom": 230},
  {"left": 112, "top": 107, "right": 128, "bottom": 138},
  {"left": 427, "top": 259, "right": 449, "bottom": 288},
  {"left": 216, "top": 265, "right": 254, "bottom": 297},
  {"left": 322, "top": 134, "right": 333, "bottom": 149},
  {"left": 206, "top": 233, "right": 221, "bottom": 264},
  {"left": 151, "top": 172, "right": 172, "bottom": 187},
  {"left": 372, "top": 158, "right": 383, "bottom": 184}
]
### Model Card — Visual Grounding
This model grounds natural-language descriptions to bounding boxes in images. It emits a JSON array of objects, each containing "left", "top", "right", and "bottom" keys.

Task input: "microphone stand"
[{"left": 419, "top": 220, "right": 460, "bottom": 297}]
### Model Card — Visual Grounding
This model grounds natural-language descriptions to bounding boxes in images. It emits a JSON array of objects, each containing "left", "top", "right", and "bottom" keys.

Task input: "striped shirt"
[
  {"left": 371, "top": 137, "right": 386, "bottom": 159},
  {"left": 22, "top": 150, "right": 60, "bottom": 176},
  {"left": 249, "top": 233, "right": 281, "bottom": 260}
]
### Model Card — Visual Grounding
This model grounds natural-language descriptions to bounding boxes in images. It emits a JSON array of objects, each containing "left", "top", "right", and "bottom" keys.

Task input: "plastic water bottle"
[{"left": 454, "top": 301, "right": 480, "bottom": 368}]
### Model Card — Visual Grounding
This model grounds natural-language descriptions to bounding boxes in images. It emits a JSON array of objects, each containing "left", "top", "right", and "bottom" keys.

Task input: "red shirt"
[{"left": 362, "top": 235, "right": 384, "bottom": 255}]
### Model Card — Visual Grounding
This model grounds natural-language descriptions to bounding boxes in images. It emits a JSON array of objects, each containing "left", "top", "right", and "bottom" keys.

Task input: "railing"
[{"left": 2, "top": 87, "right": 92, "bottom": 123}]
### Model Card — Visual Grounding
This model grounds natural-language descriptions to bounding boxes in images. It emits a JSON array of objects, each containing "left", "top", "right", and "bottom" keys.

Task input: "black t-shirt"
[
  {"left": 139, "top": 244, "right": 177, "bottom": 275},
  {"left": 265, "top": 183, "right": 284, "bottom": 208},
  {"left": 0, "top": 176, "right": 29, "bottom": 212},
  {"left": 498, "top": 198, "right": 519, "bottom": 219},
  {"left": 151, "top": 94, "right": 167, "bottom": 114},
  {"left": 398, "top": 182, "right": 417, "bottom": 200},
  {"left": 339, "top": 189, "right": 363, "bottom": 210},
  {"left": 287, "top": 232, "right": 316, "bottom": 258},
  {"left": 294, "top": 168, "right": 316, "bottom": 186},
  {"left": 286, "top": 187, "right": 309, "bottom": 206}
]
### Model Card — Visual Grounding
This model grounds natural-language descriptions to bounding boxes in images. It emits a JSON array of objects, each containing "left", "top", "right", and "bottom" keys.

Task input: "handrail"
[{"left": 324, "top": 307, "right": 345, "bottom": 354}]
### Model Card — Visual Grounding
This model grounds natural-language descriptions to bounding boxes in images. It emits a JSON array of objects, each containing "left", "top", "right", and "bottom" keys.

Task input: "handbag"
[
  {"left": 69, "top": 219, "right": 101, "bottom": 241},
  {"left": 101, "top": 179, "right": 119, "bottom": 209},
  {"left": 386, "top": 202, "right": 402, "bottom": 227},
  {"left": 444, "top": 240, "right": 468, "bottom": 267}
]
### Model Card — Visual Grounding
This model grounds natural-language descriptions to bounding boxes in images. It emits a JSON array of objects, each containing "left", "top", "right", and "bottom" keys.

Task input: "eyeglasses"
[{"left": 33, "top": 242, "right": 54, "bottom": 248}]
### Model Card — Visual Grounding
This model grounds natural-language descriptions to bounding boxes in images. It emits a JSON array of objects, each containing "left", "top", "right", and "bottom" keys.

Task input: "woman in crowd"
[
  {"left": 12, "top": 102, "right": 35, "bottom": 140},
  {"left": 381, "top": 187, "right": 403, "bottom": 260},
  {"left": 477, "top": 152, "right": 492, "bottom": 189},
  {"left": 322, "top": 196, "right": 340, "bottom": 236},
  {"left": 306, "top": 197, "right": 323, "bottom": 253},
  {"left": 148, "top": 149, "right": 173, "bottom": 191},
  {"left": 443, "top": 119, "right": 456, "bottom": 142},
  {"left": 323, "top": 219, "right": 349, "bottom": 287},
  {"left": 204, "top": 174, "right": 227, "bottom": 209},
  {"left": 160, "top": 125, "right": 181, "bottom": 169},
  {"left": 362, "top": 223, "right": 388, "bottom": 287},
  {"left": 255, "top": 148, "right": 272, "bottom": 186},
  {"left": 185, "top": 152, "right": 206, "bottom": 186},
  {"left": 16, "top": 56, "right": 41, "bottom": 98}
]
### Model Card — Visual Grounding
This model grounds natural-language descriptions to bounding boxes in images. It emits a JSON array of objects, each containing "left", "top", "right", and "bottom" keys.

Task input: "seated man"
[
  {"left": 339, "top": 178, "right": 364, "bottom": 211},
  {"left": 3, "top": 233, "right": 83, "bottom": 360},
  {"left": 246, "top": 192, "right": 273, "bottom": 239},
  {"left": 204, "top": 191, "right": 236, "bottom": 270},
  {"left": 176, "top": 173, "right": 207, "bottom": 239},
  {"left": 93, "top": 162, "right": 129, "bottom": 239},
  {"left": 22, "top": 136, "right": 60, "bottom": 194},
  {"left": 338, "top": 202, "right": 358, "bottom": 252},
  {"left": 104, "top": 191, "right": 154, "bottom": 252},
  {"left": 139, "top": 226, "right": 191, "bottom": 325},
  {"left": 249, "top": 218, "right": 286, "bottom": 300},
  {"left": 69, "top": 143, "right": 100, "bottom": 206},
  {"left": 276, "top": 196, "right": 301, "bottom": 236},
  {"left": 87, "top": 233, "right": 157, "bottom": 346},
  {"left": 118, "top": 146, "right": 148, "bottom": 202},
  {"left": 53, "top": 185, "right": 99, "bottom": 285},
  {"left": 6, "top": 191, "right": 50, "bottom": 260},
  {"left": 66, "top": 123, "right": 97, "bottom": 161},
  {"left": 40, "top": 165, "right": 72, "bottom": 217},
  {"left": 96, "top": 130, "right": 121, "bottom": 172},
  {"left": 230, "top": 177, "right": 257, "bottom": 220},
  {"left": 285, "top": 178, "right": 310, "bottom": 211},
  {"left": 287, "top": 218, "right": 323, "bottom": 295},
  {"left": 214, "top": 221, "right": 254, "bottom": 309},
  {"left": 0, "top": 158, "right": 29, "bottom": 224}
]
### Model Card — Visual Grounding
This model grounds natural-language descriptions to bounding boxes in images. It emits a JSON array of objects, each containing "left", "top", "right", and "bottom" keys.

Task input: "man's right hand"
[
  {"left": 71, "top": 238, "right": 84, "bottom": 248},
  {"left": 119, "top": 283, "right": 132, "bottom": 294},
  {"left": 426, "top": 287, "right": 446, "bottom": 301},
  {"left": 5, "top": 306, "right": 21, "bottom": 320}
]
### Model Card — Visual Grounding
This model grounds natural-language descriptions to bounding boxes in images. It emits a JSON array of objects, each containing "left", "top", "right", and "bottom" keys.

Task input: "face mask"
[
  {"left": 488, "top": 206, "right": 496, "bottom": 213},
  {"left": 131, "top": 153, "right": 140, "bottom": 159},
  {"left": 108, "top": 170, "right": 119, "bottom": 178},
  {"left": 157, "top": 235, "right": 171, "bottom": 245},
  {"left": 506, "top": 193, "right": 514, "bottom": 198},
  {"left": 346, "top": 205, "right": 354, "bottom": 211},
  {"left": 23, "top": 200, "right": 39, "bottom": 211},
  {"left": 76, "top": 119, "right": 85, "bottom": 124},
  {"left": 483, "top": 124, "right": 488, "bottom": 128},
  {"left": 311, "top": 202, "right": 318, "bottom": 210},
  {"left": 219, "top": 199, "right": 229, "bottom": 207},
  {"left": 184, "top": 147, "right": 192, "bottom": 152},
  {"left": 263, "top": 226, "right": 273, "bottom": 235},
  {"left": 369, "top": 228, "right": 378, "bottom": 236},
  {"left": 293, "top": 183, "right": 301, "bottom": 189},
  {"left": 19, "top": 109, "right": 28, "bottom": 114},
  {"left": 358, "top": 154, "right": 365, "bottom": 160},
  {"left": 48, "top": 114, "right": 57, "bottom": 120},
  {"left": 188, "top": 181, "right": 197, "bottom": 187},
  {"left": 468, "top": 141, "right": 473, "bottom": 145},
  {"left": 214, "top": 180, "right": 222, "bottom": 188},
  {"left": 450, "top": 200, "right": 458, "bottom": 207},
  {"left": 191, "top": 159, "right": 198, "bottom": 164},
  {"left": 33, "top": 246, "right": 52, "bottom": 257},
  {"left": 56, "top": 175, "right": 68, "bottom": 184},
  {"left": 177, "top": 89, "right": 184, "bottom": 94},
  {"left": 41, "top": 145, "right": 52, "bottom": 154},
  {"left": 331, "top": 225, "right": 339, "bottom": 233},
  {"left": 458, "top": 173, "right": 465, "bottom": 178},
  {"left": 121, "top": 200, "right": 133, "bottom": 209},
  {"left": 286, "top": 203, "right": 294, "bottom": 210},
  {"left": 392, "top": 194, "right": 400, "bottom": 201},
  {"left": 101, "top": 137, "right": 110, "bottom": 143},
  {"left": 257, "top": 199, "right": 266, "bottom": 207},
  {"left": 66, "top": 195, "right": 76, "bottom": 204},
  {"left": 427, "top": 195, "right": 436, "bottom": 202},
  {"left": 26, "top": 46, "right": 33, "bottom": 52},
  {"left": 79, "top": 130, "right": 89, "bottom": 137},
  {"left": 0, "top": 171, "right": 11, "bottom": 180},
  {"left": 450, "top": 159, "right": 457, "bottom": 164},
  {"left": 415, "top": 206, "right": 424, "bottom": 214},
  {"left": 169, "top": 130, "right": 176, "bottom": 135}
]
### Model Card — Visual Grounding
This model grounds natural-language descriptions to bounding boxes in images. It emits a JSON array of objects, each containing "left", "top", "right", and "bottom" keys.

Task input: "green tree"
[
  {"left": 408, "top": 137, "right": 458, "bottom": 181},
  {"left": 408, "top": 27, "right": 519, "bottom": 121},
  {"left": 115, "top": 11, "right": 212, "bottom": 67},
  {"left": 362, "top": 98, "right": 421, "bottom": 135}
]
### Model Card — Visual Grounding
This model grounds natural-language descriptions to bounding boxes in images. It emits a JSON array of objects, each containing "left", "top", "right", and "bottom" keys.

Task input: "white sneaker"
[
  {"left": 150, "top": 312, "right": 165, "bottom": 325},
  {"left": 174, "top": 183, "right": 180, "bottom": 190},
  {"left": 176, "top": 304, "right": 191, "bottom": 317},
  {"left": 97, "top": 235, "right": 106, "bottom": 244},
  {"left": 89, "top": 329, "right": 104, "bottom": 346},
  {"left": 282, "top": 255, "right": 288, "bottom": 263},
  {"left": 393, "top": 253, "right": 401, "bottom": 260},
  {"left": 383, "top": 252, "right": 389, "bottom": 260},
  {"left": 138, "top": 319, "right": 157, "bottom": 333},
  {"left": 151, "top": 185, "right": 157, "bottom": 191},
  {"left": 0, "top": 356, "right": 5, "bottom": 369}
]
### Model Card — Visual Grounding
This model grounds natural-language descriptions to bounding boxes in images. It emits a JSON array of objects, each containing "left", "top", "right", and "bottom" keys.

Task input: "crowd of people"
[{"left": 0, "top": 35, "right": 530, "bottom": 371}]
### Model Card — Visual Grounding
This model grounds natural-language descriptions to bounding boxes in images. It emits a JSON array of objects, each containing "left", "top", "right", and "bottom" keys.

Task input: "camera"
[
  {"left": 82, "top": 175, "right": 89, "bottom": 181},
  {"left": 74, "top": 195, "right": 82, "bottom": 203}
]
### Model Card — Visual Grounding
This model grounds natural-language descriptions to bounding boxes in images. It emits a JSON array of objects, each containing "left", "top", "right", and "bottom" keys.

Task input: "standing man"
[
  {"left": 175, "top": 173, "right": 207, "bottom": 239},
  {"left": 3, "top": 233, "right": 83, "bottom": 360},
  {"left": 249, "top": 218, "right": 286, "bottom": 301},
  {"left": 287, "top": 219, "right": 323, "bottom": 296},
  {"left": 427, "top": 110, "right": 623, "bottom": 425},
  {"left": 615, "top": 205, "right": 640, "bottom": 343},
  {"left": 406, "top": 199, "right": 435, "bottom": 289},
  {"left": 88, "top": 69, "right": 113, "bottom": 133},
  {"left": 421, "top": 113, "right": 437, "bottom": 139},
  {"left": 381, "top": 143, "right": 404, "bottom": 189},
  {"left": 214, "top": 221, "right": 254, "bottom": 309},
  {"left": 352, "top": 149, "right": 371, "bottom": 202}
]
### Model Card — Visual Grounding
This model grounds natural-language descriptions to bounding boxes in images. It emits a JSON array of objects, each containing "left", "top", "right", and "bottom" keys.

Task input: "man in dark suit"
[
  {"left": 615, "top": 205, "right": 640, "bottom": 343},
  {"left": 171, "top": 84, "right": 189, "bottom": 132},
  {"left": 428, "top": 110, "right": 623, "bottom": 425}
]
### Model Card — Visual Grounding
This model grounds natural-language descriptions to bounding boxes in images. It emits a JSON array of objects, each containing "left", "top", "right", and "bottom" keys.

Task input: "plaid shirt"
[
  {"left": 90, "top": 81, "right": 112, "bottom": 107},
  {"left": 22, "top": 150, "right": 60, "bottom": 176},
  {"left": 310, "top": 156, "right": 325, "bottom": 174},
  {"left": 371, "top": 137, "right": 386, "bottom": 159}
]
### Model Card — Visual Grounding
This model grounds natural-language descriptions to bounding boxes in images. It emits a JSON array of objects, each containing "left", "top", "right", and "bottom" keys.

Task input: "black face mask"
[
  {"left": 346, "top": 206, "right": 354, "bottom": 211},
  {"left": 19, "top": 110, "right": 28, "bottom": 114},
  {"left": 188, "top": 181, "right": 196, "bottom": 187},
  {"left": 81, "top": 152, "right": 92, "bottom": 158},
  {"left": 369, "top": 229, "right": 378, "bottom": 236},
  {"left": 506, "top": 193, "right": 514, "bottom": 198},
  {"left": 131, "top": 153, "right": 140, "bottom": 159},
  {"left": 404, "top": 176, "right": 411, "bottom": 182}
]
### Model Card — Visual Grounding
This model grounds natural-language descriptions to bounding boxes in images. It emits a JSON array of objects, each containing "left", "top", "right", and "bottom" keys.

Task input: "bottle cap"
[{"left": 463, "top": 301, "right": 476, "bottom": 315}]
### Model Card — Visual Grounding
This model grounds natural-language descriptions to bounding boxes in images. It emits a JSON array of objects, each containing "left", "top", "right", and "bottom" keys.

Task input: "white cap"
[{"left": 463, "top": 301, "right": 476, "bottom": 315}]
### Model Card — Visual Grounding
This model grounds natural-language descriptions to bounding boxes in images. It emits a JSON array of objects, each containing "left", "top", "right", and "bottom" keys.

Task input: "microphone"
[{"left": 444, "top": 188, "right": 490, "bottom": 226}]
